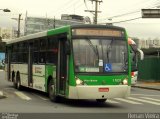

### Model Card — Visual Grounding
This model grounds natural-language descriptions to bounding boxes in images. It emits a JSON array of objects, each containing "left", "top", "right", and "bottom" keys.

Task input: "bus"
[
  {"left": 5, "top": 25, "right": 131, "bottom": 103},
  {"left": 128, "top": 38, "right": 144, "bottom": 85}
]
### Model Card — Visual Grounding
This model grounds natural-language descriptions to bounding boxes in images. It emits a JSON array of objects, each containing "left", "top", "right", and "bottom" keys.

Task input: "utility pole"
[
  {"left": 12, "top": 14, "right": 23, "bottom": 37},
  {"left": 53, "top": 16, "right": 55, "bottom": 29},
  {"left": 17, "top": 14, "right": 22, "bottom": 37},
  {"left": 85, "top": 0, "right": 102, "bottom": 24}
]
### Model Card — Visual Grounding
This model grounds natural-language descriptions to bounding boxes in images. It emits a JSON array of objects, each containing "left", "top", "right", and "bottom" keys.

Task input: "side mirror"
[
  {"left": 65, "top": 40, "right": 71, "bottom": 55},
  {"left": 130, "top": 44, "right": 144, "bottom": 60},
  {"left": 130, "top": 44, "right": 138, "bottom": 52},
  {"left": 137, "top": 49, "right": 144, "bottom": 60}
]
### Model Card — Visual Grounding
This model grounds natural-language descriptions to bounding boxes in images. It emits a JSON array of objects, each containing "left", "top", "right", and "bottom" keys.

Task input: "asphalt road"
[{"left": 0, "top": 71, "right": 160, "bottom": 119}]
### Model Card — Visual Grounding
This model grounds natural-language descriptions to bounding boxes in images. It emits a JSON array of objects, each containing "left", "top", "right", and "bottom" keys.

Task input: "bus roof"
[
  {"left": 6, "top": 25, "right": 71, "bottom": 45},
  {"left": 6, "top": 31, "right": 47, "bottom": 45},
  {"left": 6, "top": 24, "right": 125, "bottom": 45}
]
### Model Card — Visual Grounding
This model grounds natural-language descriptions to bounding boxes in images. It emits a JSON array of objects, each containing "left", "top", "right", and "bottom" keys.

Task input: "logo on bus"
[
  {"left": 35, "top": 67, "right": 42, "bottom": 74},
  {"left": 104, "top": 63, "right": 112, "bottom": 72}
]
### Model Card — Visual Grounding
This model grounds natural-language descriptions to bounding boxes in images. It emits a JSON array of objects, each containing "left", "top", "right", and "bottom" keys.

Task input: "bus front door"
[{"left": 57, "top": 38, "right": 67, "bottom": 95}]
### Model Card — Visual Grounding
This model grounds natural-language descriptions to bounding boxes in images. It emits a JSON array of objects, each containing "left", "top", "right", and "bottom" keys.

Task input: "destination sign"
[{"left": 72, "top": 28, "right": 124, "bottom": 37}]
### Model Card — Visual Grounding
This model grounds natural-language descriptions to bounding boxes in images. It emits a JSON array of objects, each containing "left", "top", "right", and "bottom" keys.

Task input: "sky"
[{"left": 0, "top": 0, "right": 160, "bottom": 39}]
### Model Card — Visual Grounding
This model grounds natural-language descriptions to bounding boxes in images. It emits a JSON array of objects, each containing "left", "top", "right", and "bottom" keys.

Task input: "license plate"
[{"left": 99, "top": 88, "right": 109, "bottom": 92}]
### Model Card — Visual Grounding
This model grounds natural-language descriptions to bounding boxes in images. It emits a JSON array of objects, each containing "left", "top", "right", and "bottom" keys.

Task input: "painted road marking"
[
  {"left": 128, "top": 97, "right": 160, "bottom": 105},
  {"left": 131, "top": 94, "right": 160, "bottom": 97},
  {"left": 107, "top": 100, "right": 120, "bottom": 104},
  {"left": 114, "top": 98, "right": 142, "bottom": 104},
  {"left": 15, "top": 91, "right": 31, "bottom": 100},
  {"left": 0, "top": 91, "right": 3, "bottom": 96},
  {"left": 140, "top": 97, "right": 160, "bottom": 102},
  {"left": 31, "top": 93, "right": 49, "bottom": 101}
]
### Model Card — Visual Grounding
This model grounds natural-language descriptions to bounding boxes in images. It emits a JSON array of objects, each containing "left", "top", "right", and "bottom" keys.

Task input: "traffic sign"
[{"left": 142, "top": 9, "right": 160, "bottom": 18}]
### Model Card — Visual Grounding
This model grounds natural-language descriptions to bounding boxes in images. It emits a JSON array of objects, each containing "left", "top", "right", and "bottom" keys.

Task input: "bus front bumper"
[{"left": 68, "top": 85, "right": 131, "bottom": 99}]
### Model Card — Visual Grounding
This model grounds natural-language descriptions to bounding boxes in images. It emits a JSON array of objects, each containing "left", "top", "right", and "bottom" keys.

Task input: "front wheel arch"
[{"left": 48, "top": 78, "right": 60, "bottom": 102}]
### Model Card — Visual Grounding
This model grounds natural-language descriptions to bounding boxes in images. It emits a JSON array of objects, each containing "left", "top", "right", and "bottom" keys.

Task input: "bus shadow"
[
  {"left": 131, "top": 87, "right": 137, "bottom": 92},
  {"left": 60, "top": 99, "right": 122, "bottom": 108}
]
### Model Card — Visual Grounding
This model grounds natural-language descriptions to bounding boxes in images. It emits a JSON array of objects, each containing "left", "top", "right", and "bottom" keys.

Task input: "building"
[
  {"left": 24, "top": 14, "right": 86, "bottom": 35},
  {"left": 139, "top": 40, "right": 149, "bottom": 49},
  {"left": 61, "top": 14, "right": 84, "bottom": 22},
  {"left": 0, "top": 27, "right": 15, "bottom": 41}
]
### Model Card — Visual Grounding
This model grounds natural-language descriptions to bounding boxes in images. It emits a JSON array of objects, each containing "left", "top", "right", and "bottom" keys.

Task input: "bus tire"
[
  {"left": 12, "top": 72, "right": 17, "bottom": 89},
  {"left": 48, "top": 79, "right": 59, "bottom": 102},
  {"left": 16, "top": 73, "right": 22, "bottom": 90},
  {"left": 96, "top": 99, "right": 107, "bottom": 103}
]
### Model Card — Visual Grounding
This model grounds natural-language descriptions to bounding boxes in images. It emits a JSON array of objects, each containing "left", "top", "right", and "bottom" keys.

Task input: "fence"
[{"left": 138, "top": 56, "right": 160, "bottom": 82}]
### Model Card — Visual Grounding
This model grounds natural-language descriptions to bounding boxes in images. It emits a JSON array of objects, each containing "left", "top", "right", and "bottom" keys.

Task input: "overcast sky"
[{"left": 0, "top": 0, "right": 160, "bottom": 39}]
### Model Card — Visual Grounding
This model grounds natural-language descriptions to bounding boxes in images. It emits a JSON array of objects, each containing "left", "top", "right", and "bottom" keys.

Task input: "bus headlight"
[
  {"left": 122, "top": 79, "right": 128, "bottom": 85},
  {"left": 75, "top": 77, "right": 84, "bottom": 85},
  {"left": 76, "top": 79, "right": 83, "bottom": 85}
]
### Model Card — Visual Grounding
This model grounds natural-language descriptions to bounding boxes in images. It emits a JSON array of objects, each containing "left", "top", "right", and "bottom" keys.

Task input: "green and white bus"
[{"left": 5, "top": 25, "right": 131, "bottom": 103}]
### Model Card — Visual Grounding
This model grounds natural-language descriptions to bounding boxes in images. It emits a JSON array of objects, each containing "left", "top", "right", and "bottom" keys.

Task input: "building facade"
[
  {"left": 0, "top": 27, "right": 15, "bottom": 41},
  {"left": 24, "top": 14, "right": 86, "bottom": 35}
]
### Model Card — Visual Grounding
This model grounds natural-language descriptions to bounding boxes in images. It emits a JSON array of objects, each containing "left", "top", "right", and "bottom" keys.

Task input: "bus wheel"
[
  {"left": 48, "top": 79, "right": 59, "bottom": 102},
  {"left": 13, "top": 74, "right": 17, "bottom": 89},
  {"left": 96, "top": 99, "right": 107, "bottom": 103},
  {"left": 16, "top": 73, "right": 22, "bottom": 90}
]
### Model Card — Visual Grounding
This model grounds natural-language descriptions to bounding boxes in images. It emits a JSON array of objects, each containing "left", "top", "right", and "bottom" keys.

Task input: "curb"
[{"left": 132, "top": 85, "right": 160, "bottom": 91}]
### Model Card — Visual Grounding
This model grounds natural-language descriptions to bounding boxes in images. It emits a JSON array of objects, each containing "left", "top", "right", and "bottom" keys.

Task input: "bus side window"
[
  {"left": 39, "top": 52, "right": 46, "bottom": 63},
  {"left": 33, "top": 52, "right": 39, "bottom": 64},
  {"left": 39, "top": 38, "right": 46, "bottom": 64},
  {"left": 46, "top": 36, "right": 58, "bottom": 64},
  {"left": 33, "top": 40, "right": 39, "bottom": 64},
  {"left": 11, "top": 44, "right": 17, "bottom": 63}
]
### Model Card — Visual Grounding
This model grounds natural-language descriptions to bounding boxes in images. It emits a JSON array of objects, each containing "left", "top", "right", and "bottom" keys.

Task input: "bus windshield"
[{"left": 73, "top": 38, "right": 128, "bottom": 73}]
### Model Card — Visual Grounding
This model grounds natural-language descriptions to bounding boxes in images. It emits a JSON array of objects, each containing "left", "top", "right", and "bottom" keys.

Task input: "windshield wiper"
[
  {"left": 106, "top": 39, "right": 113, "bottom": 63},
  {"left": 122, "top": 51, "right": 128, "bottom": 71},
  {"left": 85, "top": 39, "right": 99, "bottom": 62}
]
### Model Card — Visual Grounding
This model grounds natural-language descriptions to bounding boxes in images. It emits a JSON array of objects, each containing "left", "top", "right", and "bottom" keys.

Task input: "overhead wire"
[
  {"left": 110, "top": 17, "right": 142, "bottom": 24},
  {"left": 99, "top": 0, "right": 159, "bottom": 21},
  {"left": 48, "top": 0, "right": 82, "bottom": 16},
  {"left": 98, "top": 0, "right": 160, "bottom": 24},
  {"left": 84, "top": 0, "right": 95, "bottom": 15},
  {"left": 47, "top": 0, "right": 72, "bottom": 14}
]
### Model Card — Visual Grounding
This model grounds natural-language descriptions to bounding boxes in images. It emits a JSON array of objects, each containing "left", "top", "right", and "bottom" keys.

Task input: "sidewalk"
[{"left": 132, "top": 81, "right": 160, "bottom": 91}]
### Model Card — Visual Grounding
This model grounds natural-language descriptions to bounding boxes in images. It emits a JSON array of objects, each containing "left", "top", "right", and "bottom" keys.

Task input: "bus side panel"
[
  {"left": 10, "top": 64, "right": 28, "bottom": 87},
  {"left": 32, "top": 65, "right": 46, "bottom": 92},
  {"left": 18, "top": 64, "right": 28, "bottom": 87}
]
